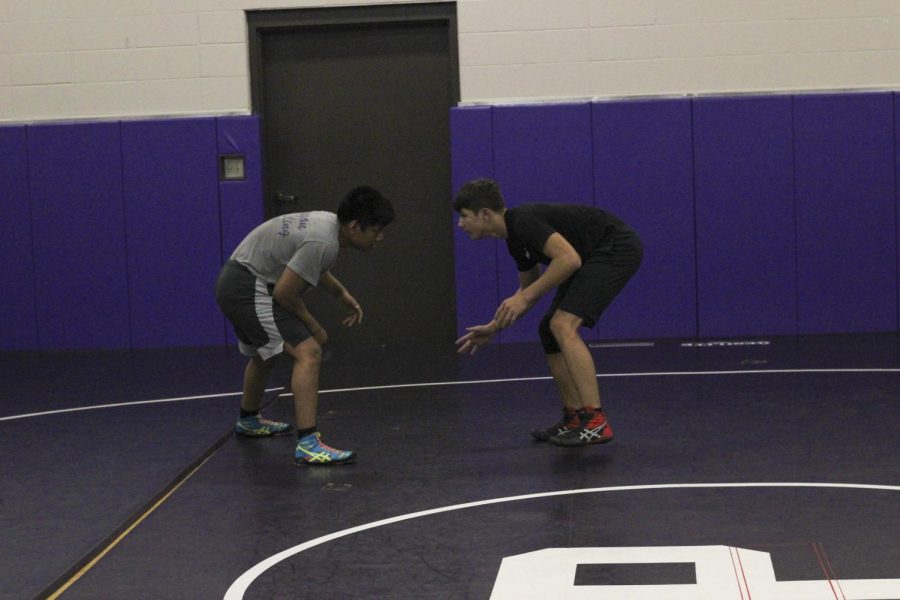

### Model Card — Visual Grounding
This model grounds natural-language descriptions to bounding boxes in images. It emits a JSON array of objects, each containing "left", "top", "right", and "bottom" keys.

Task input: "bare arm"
[
  {"left": 272, "top": 267, "right": 327, "bottom": 344},
  {"left": 318, "top": 270, "right": 345, "bottom": 298},
  {"left": 517, "top": 265, "right": 541, "bottom": 290},
  {"left": 457, "top": 235, "right": 582, "bottom": 354},
  {"left": 494, "top": 233, "right": 581, "bottom": 327},
  {"left": 319, "top": 270, "right": 363, "bottom": 327}
]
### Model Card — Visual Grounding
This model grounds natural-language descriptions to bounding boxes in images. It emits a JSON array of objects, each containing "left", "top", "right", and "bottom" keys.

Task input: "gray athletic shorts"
[{"left": 215, "top": 260, "right": 311, "bottom": 360}]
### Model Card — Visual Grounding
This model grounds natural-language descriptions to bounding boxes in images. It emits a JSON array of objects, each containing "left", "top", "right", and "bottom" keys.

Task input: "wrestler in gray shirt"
[
  {"left": 230, "top": 211, "right": 340, "bottom": 288},
  {"left": 215, "top": 186, "right": 395, "bottom": 466}
]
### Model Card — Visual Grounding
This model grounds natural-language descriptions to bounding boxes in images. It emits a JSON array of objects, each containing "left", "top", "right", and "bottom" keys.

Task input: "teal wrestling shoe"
[
  {"left": 235, "top": 414, "right": 291, "bottom": 437},
  {"left": 295, "top": 432, "right": 356, "bottom": 466}
]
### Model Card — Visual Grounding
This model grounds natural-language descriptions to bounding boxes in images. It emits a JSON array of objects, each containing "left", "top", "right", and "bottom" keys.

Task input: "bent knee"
[
  {"left": 548, "top": 312, "right": 582, "bottom": 339},
  {"left": 288, "top": 339, "right": 322, "bottom": 363}
]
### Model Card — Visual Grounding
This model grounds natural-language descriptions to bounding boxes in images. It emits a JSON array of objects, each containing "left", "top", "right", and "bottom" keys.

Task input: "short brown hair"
[{"left": 453, "top": 179, "right": 505, "bottom": 213}]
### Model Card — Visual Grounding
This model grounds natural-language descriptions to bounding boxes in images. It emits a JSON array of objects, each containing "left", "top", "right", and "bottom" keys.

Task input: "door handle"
[{"left": 274, "top": 191, "right": 296, "bottom": 204}]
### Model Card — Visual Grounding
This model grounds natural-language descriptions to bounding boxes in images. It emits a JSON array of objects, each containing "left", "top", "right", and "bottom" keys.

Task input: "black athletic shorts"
[
  {"left": 214, "top": 260, "right": 311, "bottom": 360},
  {"left": 549, "top": 225, "right": 643, "bottom": 329}
]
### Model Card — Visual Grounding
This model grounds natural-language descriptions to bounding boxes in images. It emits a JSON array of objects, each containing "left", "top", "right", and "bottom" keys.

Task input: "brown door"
[{"left": 249, "top": 4, "right": 459, "bottom": 346}]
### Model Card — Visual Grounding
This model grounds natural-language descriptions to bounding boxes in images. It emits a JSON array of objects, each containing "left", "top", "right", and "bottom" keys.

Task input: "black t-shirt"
[{"left": 504, "top": 203, "right": 625, "bottom": 271}]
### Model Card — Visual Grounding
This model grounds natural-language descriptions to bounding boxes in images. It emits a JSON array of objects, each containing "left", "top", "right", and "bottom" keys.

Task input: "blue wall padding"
[
  {"left": 28, "top": 123, "right": 132, "bottom": 349},
  {"left": 492, "top": 102, "right": 594, "bottom": 342},
  {"left": 217, "top": 115, "right": 264, "bottom": 347},
  {"left": 492, "top": 103, "right": 594, "bottom": 205},
  {"left": 451, "top": 92, "right": 900, "bottom": 340},
  {"left": 0, "top": 126, "right": 38, "bottom": 350},
  {"left": 449, "top": 106, "right": 499, "bottom": 338},
  {"left": 592, "top": 98, "right": 696, "bottom": 340},
  {"left": 794, "top": 92, "right": 898, "bottom": 333},
  {"left": 122, "top": 118, "right": 225, "bottom": 348},
  {"left": 4, "top": 90, "right": 900, "bottom": 351},
  {"left": 896, "top": 93, "right": 900, "bottom": 329},
  {"left": 693, "top": 96, "right": 798, "bottom": 337},
  {"left": 217, "top": 115, "right": 264, "bottom": 264},
  {"left": 0, "top": 115, "right": 262, "bottom": 351}
]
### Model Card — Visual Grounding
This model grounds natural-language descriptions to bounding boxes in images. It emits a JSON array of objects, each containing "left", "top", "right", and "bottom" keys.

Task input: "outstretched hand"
[
  {"left": 340, "top": 291, "right": 363, "bottom": 327},
  {"left": 455, "top": 322, "right": 499, "bottom": 355}
]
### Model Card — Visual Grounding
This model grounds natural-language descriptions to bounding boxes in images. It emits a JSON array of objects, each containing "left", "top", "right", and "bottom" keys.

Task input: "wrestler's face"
[
  {"left": 349, "top": 222, "right": 386, "bottom": 252},
  {"left": 457, "top": 209, "right": 490, "bottom": 240}
]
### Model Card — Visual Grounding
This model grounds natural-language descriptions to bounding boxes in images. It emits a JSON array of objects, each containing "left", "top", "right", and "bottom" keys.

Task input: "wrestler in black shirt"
[{"left": 454, "top": 179, "right": 642, "bottom": 447}]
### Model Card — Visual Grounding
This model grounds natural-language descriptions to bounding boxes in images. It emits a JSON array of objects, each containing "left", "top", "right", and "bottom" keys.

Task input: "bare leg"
[
  {"left": 546, "top": 353, "right": 582, "bottom": 410},
  {"left": 241, "top": 355, "right": 273, "bottom": 413},
  {"left": 283, "top": 337, "right": 322, "bottom": 429},
  {"left": 549, "top": 310, "right": 602, "bottom": 410}
]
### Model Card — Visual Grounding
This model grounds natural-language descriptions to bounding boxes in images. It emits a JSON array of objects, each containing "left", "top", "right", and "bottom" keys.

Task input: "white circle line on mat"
[{"left": 222, "top": 481, "right": 900, "bottom": 599}]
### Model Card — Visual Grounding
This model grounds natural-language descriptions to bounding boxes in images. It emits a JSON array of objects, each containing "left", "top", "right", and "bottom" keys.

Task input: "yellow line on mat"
[{"left": 48, "top": 453, "right": 215, "bottom": 598}]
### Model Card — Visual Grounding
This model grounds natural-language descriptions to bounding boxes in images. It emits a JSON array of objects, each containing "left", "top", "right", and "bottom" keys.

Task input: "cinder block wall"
[{"left": 2, "top": 1, "right": 899, "bottom": 120}]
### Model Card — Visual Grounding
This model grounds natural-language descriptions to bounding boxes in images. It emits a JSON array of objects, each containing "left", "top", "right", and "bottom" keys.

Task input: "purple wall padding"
[
  {"left": 492, "top": 102, "right": 594, "bottom": 343},
  {"left": 896, "top": 92, "right": 900, "bottom": 332},
  {"left": 0, "top": 126, "right": 38, "bottom": 350},
  {"left": 28, "top": 123, "right": 131, "bottom": 349},
  {"left": 450, "top": 106, "right": 499, "bottom": 337},
  {"left": 217, "top": 115, "right": 265, "bottom": 347},
  {"left": 122, "top": 118, "right": 224, "bottom": 348},
  {"left": 794, "top": 92, "right": 898, "bottom": 334},
  {"left": 217, "top": 115, "right": 264, "bottom": 264},
  {"left": 593, "top": 98, "right": 696, "bottom": 340},
  {"left": 693, "top": 96, "right": 797, "bottom": 337}
]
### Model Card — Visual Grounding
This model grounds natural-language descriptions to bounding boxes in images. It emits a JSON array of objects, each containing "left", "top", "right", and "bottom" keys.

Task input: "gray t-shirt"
[{"left": 230, "top": 211, "right": 340, "bottom": 287}]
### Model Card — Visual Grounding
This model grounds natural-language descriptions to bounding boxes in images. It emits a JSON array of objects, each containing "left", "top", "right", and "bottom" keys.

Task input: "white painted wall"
[{"left": 2, "top": 0, "right": 899, "bottom": 122}]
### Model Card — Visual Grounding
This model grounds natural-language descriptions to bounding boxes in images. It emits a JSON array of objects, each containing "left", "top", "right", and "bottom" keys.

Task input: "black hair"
[
  {"left": 453, "top": 178, "right": 506, "bottom": 214},
  {"left": 337, "top": 186, "right": 395, "bottom": 229}
]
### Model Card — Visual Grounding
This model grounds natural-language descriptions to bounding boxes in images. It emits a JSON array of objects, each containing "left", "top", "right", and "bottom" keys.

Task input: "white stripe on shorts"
[{"left": 241, "top": 278, "right": 285, "bottom": 360}]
